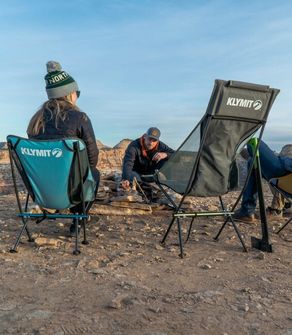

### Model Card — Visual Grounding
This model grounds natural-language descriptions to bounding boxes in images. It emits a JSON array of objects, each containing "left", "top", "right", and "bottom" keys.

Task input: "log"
[{"left": 90, "top": 204, "right": 152, "bottom": 216}]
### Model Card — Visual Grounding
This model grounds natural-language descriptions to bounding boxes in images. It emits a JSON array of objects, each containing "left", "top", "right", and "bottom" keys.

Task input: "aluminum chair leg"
[
  {"left": 10, "top": 218, "right": 34, "bottom": 253},
  {"left": 229, "top": 217, "right": 248, "bottom": 252},
  {"left": 276, "top": 217, "right": 291, "bottom": 234},
  {"left": 214, "top": 215, "right": 247, "bottom": 252},
  {"left": 73, "top": 218, "right": 81, "bottom": 255},
  {"left": 176, "top": 218, "right": 184, "bottom": 258},
  {"left": 161, "top": 216, "right": 176, "bottom": 244},
  {"left": 185, "top": 217, "right": 195, "bottom": 243},
  {"left": 214, "top": 217, "right": 230, "bottom": 241},
  {"left": 82, "top": 218, "right": 89, "bottom": 245}
]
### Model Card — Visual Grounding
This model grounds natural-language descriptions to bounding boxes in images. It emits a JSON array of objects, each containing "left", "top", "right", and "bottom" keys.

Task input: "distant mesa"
[
  {"left": 95, "top": 138, "right": 132, "bottom": 151},
  {"left": 0, "top": 142, "right": 7, "bottom": 150},
  {"left": 113, "top": 139, "right": 132, "bottom": 150},
  {"left": 96, "top": 139, "right": 110, "bottom": 150}
]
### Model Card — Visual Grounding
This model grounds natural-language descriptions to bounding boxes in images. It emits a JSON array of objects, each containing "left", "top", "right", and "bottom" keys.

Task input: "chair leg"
[
  {"left": 82, "top": 218, "right": 89, "bottom": 245},
  {"left": 10, "top": 218, "right": 33, "bottom": 253},
  {"left": 185, "top": 217, "right": 195, "bottom": 243},
  {"left": 229, "top": 217, "right": 248, "bottom": 252},
  {"left": 214, "top": 216, "right": 230, "bottom": 241},
  {"left": 214, "top": 215, "right": 248, "bottom": 252},
  {"left": 177, "top": 218, "right": 184, "bottom": 258},
  {"left": 276, "top": 217, "right": 291, "bottom": 234},
  {"left": 73, "top": 218, "right": 81, "bottom": 255},
  {"left": 161, "top": 216, "right": 176, "bottom": 244}
]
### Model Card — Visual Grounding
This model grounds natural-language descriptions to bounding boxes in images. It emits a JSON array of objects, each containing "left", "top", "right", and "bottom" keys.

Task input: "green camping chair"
[
  {"left": 142, "top": 80, "right": 279, "bottom": 257},
  {"left": 7, "top": 135, "right": 97, "bottom": 255}
]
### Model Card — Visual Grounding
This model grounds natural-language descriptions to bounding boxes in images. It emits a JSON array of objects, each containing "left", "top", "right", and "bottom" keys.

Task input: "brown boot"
[{"left": 233, "top": 210, "right": 257, "bottom": 224}]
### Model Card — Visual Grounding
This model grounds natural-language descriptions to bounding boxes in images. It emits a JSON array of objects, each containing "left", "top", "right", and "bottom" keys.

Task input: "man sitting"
[{"left": 120, "top": 127, "right": 174, "bottom": 197}]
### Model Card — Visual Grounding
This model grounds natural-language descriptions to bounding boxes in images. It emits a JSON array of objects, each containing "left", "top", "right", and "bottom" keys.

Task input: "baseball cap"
[{"left": 146, "top": 127, "right": 161, "bottom": 141}]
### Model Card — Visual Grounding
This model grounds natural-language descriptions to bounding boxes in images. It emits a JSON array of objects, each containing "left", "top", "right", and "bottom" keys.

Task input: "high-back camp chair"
[
  {"left": 144, "top": 80, "right": 279, "bottom": 257},
  {"left": 269, "top": 173, "right": 292, "bottom": 234},
  {"left": 7, "top": 135, "right": 97, "bottom": 255}
]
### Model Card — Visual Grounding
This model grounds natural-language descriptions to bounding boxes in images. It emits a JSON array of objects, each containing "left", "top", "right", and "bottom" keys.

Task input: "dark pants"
[
  {"left": 240, "top": 141, "right": 288, "bottom": 216},
  {"left": 128, "top": 159, "right": 167, "bottom": 182}
]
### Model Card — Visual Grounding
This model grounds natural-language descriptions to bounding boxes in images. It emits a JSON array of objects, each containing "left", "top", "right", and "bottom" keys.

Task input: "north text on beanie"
[{"left": 45, "top": 61, "right": 79, "bottom": 99}]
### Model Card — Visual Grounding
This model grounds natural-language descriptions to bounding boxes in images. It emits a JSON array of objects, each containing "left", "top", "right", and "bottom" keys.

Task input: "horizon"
[{"left": 1, "top": 0, "right": 291, "bottom": 152}]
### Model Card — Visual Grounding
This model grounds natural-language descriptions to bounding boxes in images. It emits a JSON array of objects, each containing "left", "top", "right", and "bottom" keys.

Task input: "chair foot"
[
  {"left": 28, "top": 238, "right": 35, "bottom": 243},
  {"left": 73, "top": 249, "right": 81, "bottom": 255},
  {"left": 82, "top": 240, "right": 89, "bottom": 245},
  {"left": 10, "top": 249, "right": 18, "bottom": 253}
]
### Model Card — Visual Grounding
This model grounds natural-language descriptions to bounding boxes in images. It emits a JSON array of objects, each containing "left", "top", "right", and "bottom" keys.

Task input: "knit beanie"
[{"left": 45, "top": 61, "right": 79, "bottom": 99}]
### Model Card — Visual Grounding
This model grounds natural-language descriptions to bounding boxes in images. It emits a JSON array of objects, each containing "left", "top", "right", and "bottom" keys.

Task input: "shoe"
[
  {"left": 69, "top": 219, "right": 81, "bottom": 236},
  {"left": 233, "top": 210, "right": 256, "bottom": 223}
]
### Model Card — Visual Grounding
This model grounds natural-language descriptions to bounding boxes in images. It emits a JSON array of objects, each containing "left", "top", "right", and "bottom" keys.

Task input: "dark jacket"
[
  {"left": 122, "top": 138, "right": 174, "bottom": 180},
  {"left": 27, "top": 109, "right": 99, "bottom": 168}
]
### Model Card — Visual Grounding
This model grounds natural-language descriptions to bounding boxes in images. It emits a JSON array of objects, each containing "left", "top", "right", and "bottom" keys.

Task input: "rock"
[
  {"left": 110, "top": 194, "right": 144, "bottom": 203},
  {"left": 34, "top": 237, "right": 61, "bottom": 248},
  {"left": 199, "top": 263, "right": 212, "bottom": 270},
  {"left": 108, "top": 294, "right": 128, "bottom": 309}
]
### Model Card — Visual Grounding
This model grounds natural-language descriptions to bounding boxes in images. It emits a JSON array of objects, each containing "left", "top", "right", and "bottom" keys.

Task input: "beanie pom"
[{"left": 46, "top": 61, "right": 62, "bottom": 73}]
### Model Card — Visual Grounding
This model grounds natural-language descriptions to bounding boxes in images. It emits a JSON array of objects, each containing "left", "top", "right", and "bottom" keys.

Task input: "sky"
[{"left": 1, "top": 0, "right": 291, "bottom": 150}]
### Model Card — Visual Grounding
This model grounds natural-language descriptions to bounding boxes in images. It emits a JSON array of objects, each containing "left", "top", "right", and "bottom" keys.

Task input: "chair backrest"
[
  {"left": 7, "top": 135, "right": 96, "bottom": 210},
  {"left": 158, "top": 79, "right": 279, "bottom": 196}
]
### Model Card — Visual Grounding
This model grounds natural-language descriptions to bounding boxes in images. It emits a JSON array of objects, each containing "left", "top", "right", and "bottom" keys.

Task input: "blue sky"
[{"left": 1, "top": 0, "right": 291, "bottom": 150}]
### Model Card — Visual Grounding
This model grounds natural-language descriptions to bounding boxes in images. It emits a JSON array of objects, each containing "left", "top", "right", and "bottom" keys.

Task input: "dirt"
[{"left": 0, "top": 192, "right": 291, "bottom": 335}]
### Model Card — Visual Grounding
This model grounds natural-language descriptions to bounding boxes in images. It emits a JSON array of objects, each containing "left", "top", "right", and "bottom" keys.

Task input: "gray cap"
[{"left": 146, "top": 127, "right": 161, "bottom": 140}]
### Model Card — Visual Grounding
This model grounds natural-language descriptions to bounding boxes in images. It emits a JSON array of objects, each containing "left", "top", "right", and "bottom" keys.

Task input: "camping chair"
[
  {"left": 269, "top": 173, "right": 292, "bottom": 234},
  {"left": 6, "top": 135, "right": 97, "bottom": 255},
  {"left": 143, "top": 79, "right": 279, "bottom": 257}
]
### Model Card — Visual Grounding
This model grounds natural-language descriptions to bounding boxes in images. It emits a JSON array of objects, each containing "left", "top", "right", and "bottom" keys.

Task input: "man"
[
  {"left": 234, "top": 141, "right": 292, "bottom": 223},
  {"left": 121, "top": 127, "right": 174, "bottom": 190}
]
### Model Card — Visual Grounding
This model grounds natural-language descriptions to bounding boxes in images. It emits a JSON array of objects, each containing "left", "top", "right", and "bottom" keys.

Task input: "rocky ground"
[
  {"left": 0, "top": 186, "right": 291, "bottom": 335},
  {"left": 0, "top": 142, "right": 291, "bottom": 335}
]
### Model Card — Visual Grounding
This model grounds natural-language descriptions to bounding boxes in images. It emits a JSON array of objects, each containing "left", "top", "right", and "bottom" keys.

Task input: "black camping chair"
[
  {"left": 143, "top": 80, "right": 279, "bottom": 257},
  {"left": 269, "top": 173, "right": 292, "bottom": 234},
  {"left": 7, "top": 135, "right": 97, "bottom": 255}
]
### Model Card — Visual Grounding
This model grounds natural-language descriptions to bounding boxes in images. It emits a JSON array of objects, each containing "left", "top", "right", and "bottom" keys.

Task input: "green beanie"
[{"left": 45, "top": 61, "right": 80, "bottom": 99}]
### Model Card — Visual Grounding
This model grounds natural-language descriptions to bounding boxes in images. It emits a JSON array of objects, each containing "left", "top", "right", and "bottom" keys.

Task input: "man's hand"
[
  {"left": 152, "top": 152, "right": 167, "bottom": 163},
  {"left": 121, "top": 179, "right": 131, "bottom": 190}
]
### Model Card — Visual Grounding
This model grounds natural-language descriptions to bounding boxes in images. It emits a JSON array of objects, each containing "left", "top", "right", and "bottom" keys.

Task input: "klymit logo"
[
  {"left": 52, "top": 148, "right": 63, "bottom": 158},
  {"left": 252, "top": 100, "right": 262, "bottom": 110},
  {"left": 226, "top": 97, "right": 263, "bottom": 110},
  {"left": 20, "top": 147, "right": 63, "bottom": 158}
]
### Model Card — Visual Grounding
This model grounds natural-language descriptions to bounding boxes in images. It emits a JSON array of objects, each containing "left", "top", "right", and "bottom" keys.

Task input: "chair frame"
[
  {"left": 147, "top": 80, "right": 279, "bottom": 257},
  {"left": 7, "top": 137, "right": 93, "bottom": 255}
]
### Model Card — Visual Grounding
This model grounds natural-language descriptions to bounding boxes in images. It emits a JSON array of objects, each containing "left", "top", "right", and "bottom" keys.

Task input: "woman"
[{"left": 27, "top": 61, "right": 99, "bottom": 234}]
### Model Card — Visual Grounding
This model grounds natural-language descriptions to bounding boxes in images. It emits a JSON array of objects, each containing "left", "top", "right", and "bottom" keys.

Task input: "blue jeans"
[{"left": 240, "top": 141, "right": 288, "bottom": 215}]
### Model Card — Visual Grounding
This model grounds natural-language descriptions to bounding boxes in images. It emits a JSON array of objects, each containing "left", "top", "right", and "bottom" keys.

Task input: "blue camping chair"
[{"left": 7, "top": 135, "right": 97, "bottom": 255}]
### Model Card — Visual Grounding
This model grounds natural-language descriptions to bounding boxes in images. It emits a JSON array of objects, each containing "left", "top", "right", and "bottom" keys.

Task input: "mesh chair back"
[
  {"left": 7, "top": 135, "right": 96, "bottom": 210},
  {"left": 158, "top": 79, "right": 279, "bottom": 196}
]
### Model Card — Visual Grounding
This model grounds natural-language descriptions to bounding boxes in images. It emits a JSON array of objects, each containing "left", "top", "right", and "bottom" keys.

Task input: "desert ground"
[
  {"left": 0, "top": 142, "right": 291, "bottom": 335},
  {"left": 0, "top": 184, "right": 291, "bottom": 335}
]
